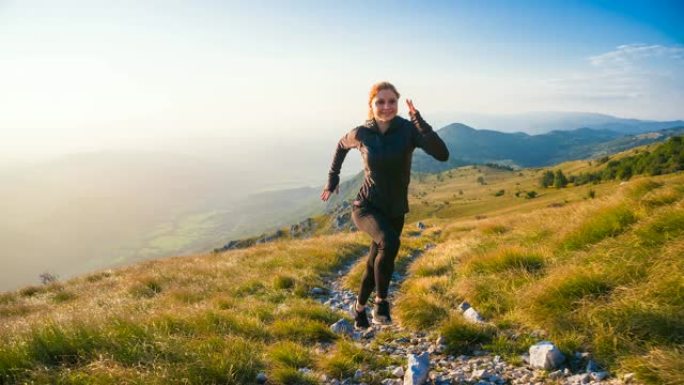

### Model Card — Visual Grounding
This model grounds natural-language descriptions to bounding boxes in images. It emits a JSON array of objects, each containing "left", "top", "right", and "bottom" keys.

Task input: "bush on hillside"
[{"left": 570, "top": 136, "right": 684, "bottom": 186}]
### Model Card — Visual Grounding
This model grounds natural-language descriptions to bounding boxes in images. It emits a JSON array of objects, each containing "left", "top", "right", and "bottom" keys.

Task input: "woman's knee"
[{"left": 378, "top": 233, "right": 400, "bottom": 254}]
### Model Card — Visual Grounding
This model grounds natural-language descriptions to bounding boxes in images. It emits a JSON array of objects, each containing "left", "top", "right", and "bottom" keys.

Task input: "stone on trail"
[
  {"left": 463, "top": 307, "right": 484, "bottom": 323},
  {"left": 567, "top": 373, "right": 591, "bottom": 384},
  {"left": 470, "top": 368, "right": 490, "bottom": 380},
  {"left": 391, "top": 366, "right": 404, "bottom": 377},
  {"left": 591, "top": 371, "right": 609, "bottom": 381},
  {"left": 529, "top": 341, "right": 565, "bottom": 370},
  {"left": 310, "top": 287, "right": 326, "bottom": 295},
  {"left": 457, "top": 301, "right": 471, "bottom": 312},
  {"left": 404, "top": 352, "right": 430, "bottom": 385},
  {"left": 330, "top": 319, "right": 353, "bottom": 336},
  {"left": 586, "top": 359, "right": 600, "bottom": 373},
  {"left": 256, "top": 371, "right": 267, "bottom": 384}
]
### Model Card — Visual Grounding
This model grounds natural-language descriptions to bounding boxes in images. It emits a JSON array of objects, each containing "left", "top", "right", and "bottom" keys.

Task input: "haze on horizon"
[{"left": 1, "top": 0, "right": 683, "bottom": 162}]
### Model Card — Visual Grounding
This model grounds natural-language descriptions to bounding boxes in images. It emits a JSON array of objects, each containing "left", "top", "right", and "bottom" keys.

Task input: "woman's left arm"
[{"left": 407, "top": 99, "right": 449, "bottom": 162}]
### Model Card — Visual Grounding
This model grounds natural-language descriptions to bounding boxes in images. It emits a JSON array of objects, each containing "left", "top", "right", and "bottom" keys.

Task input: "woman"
[{"left": 320, "top": 81, "right": 449, "bottom": 328}]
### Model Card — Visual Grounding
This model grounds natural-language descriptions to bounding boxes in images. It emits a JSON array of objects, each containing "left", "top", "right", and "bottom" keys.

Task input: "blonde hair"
[{"left": 368, "top": 81, "right": 400, "bottom": 119}]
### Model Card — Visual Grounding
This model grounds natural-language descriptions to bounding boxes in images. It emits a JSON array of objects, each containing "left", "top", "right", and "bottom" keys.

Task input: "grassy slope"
[{"left": 1, "top": 142, "right": 682, "bottom": 384}]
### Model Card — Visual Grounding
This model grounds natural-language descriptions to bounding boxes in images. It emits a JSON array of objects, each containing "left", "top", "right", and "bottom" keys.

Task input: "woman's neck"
[{"left": 376, "top": 119, "right": 391, "bottom": 134}]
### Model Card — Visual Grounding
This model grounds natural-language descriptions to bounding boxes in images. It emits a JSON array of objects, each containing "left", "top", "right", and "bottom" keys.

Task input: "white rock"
[
  {"left": 568, "top": 373, "right": 591, "bottom": 384},
  {"left": 623, "top": 373, "right": 635, "bottom": 383},
  {"left": 256, "top": 371, "right": 267, "bottom": 384},
  {"left": 330, "top": 319, "right": 353, "bottom": 336},
  {"left": 470, "top": 368, "right": 489, "bottom": 380},
  {"left": 353, "top": 369, "right": 363, "bottom": 380},
  {"left": 548, "top": 370, "right": 563, "bottom": 379},
  {"left": 591, "top": 371, "right": 609, "bottom": 381},
  {"left": 391, "top": 366, "right": 404, "bottom": 377},
  {"left": 310, "top": 287, "right": 326, "bottom": 295},
  {"left": 463, "top": 307, "right": 485, "bottom": 323},
  {"left": 404, "top": 352, "right": 430, "bottom": 385},
  {"left": 529, "top": 341, "right": 565, "bottom": 370}
]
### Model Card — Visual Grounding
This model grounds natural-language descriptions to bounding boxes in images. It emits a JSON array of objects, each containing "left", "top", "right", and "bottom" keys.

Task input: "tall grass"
[
  {"left": 396, "top": 172, "right": 684, "bottom": 384},
  {"left": 561, "top": 204, "right": 637, "bottom": 250},
  {"left": 462, "top": 247, "right": 545, "bottom": 275},
  {"left": 0, "top": 234, "right": 367, "bottom": 384}
]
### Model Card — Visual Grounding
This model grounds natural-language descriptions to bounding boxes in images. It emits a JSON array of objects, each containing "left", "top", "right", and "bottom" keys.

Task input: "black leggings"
[{"left": 351, "top": 204, "right": 405, "bottom": 305}]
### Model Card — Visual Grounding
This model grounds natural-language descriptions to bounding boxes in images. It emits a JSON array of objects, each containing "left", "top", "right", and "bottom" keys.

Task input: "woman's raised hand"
[
  {"left": 406, "top": 99, "right": 417, "bottom": 115},
  {"left": 320, "top": 185, "right": 340, "bottom": 201}
]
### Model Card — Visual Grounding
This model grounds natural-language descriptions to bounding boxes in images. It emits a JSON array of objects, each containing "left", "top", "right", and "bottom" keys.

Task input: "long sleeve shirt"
[{"left": 326, "top": 111, "right": 449, "bottom": 217}]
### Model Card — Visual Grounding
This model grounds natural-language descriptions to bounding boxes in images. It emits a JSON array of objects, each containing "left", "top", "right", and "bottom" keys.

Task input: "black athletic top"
[{"left": 325, "top": 111, "right": 449, "bottom": 217}]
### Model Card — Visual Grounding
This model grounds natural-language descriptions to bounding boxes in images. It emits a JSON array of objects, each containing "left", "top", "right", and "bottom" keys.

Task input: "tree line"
[{"left": 540, "top": 136, "right": 683, "bottom": 188}]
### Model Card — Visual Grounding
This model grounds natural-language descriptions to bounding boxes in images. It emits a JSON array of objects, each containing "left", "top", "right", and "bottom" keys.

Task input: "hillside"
[
  {"left": 4, "top": 123, "right": 681, "bottom": 292},
  {"left": 413, "top": 124, "right": 684, "bottom": 173},
  {"left": 1, "top": 139, "right": 682, "bottom": 385},
  {"left": 456, "top": 111, "right": 684, "bottom": 135}
]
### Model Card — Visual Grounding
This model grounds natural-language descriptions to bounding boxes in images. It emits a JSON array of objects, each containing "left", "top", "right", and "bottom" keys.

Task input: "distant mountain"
[
  {"left": 456, "top": 111, "right": 684, "bottom": 135},
  {"left": 413, "top": 124, "right": 684, "bottom": 172}
]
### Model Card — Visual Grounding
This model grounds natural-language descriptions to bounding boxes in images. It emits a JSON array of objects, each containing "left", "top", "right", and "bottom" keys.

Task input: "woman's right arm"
[{"left": 321, "top": 128, "right": 360, "bottom": 201}]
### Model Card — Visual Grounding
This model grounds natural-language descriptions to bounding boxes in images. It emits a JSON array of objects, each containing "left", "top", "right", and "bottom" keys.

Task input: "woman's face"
[{"left": 371, "top": 89, "right": 398, "bottom": 123}]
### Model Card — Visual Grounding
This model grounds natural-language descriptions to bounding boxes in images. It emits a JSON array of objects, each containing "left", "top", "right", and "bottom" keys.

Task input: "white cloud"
[
  {"left": 589, "top": 44, "right": 684, "bottom": 67},
  {"left": 534, "top": 44, "right": 684, "bottom": 119}
]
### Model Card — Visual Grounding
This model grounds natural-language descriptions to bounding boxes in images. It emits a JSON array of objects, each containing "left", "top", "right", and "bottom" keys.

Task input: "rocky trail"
[{"left": 301, "top": 240, "right": 639, "bottom": 385}]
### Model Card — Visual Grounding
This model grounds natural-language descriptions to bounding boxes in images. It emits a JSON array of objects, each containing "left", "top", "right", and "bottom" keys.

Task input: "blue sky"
[{"left": 1, "top": 0, "right": 682, "bottom": 160}]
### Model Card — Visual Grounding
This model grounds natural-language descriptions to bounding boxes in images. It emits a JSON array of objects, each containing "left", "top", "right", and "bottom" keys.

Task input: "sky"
[{"left": 1, "top": 0, "right": 683, "bottom": 161}]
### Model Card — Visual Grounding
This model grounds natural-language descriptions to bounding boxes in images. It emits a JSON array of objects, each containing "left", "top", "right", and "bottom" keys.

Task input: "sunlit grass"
[
  {"left": 2, "top": 149, "right": 682, "bottom": 384},
  {"left": 561, "top": 204, "right": 637, "bottom": 250}
]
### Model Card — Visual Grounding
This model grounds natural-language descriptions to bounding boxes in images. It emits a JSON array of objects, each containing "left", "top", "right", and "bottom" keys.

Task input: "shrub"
[
  {"left": 540, "top": 170, "right": 555, "bottom": 188},
  {"left": 554, "top": 170, "right": 568, "bottom": 188}
]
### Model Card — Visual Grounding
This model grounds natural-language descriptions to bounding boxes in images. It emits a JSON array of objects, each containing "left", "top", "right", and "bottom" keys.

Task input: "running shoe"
[
  {"left": 372, "top": 299, "right": 392, "bottom": 325},
  {"left": 351, "top": 301, "right": 370, "bottom": 329}
]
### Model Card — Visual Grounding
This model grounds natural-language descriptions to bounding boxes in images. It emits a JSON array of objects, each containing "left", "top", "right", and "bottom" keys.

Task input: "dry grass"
[
  {"left": 2, "top": 145, "right": 682, "bottom": 384},
  {"left": 0, "top": 234, "right": 368, "bottom": 383}
]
